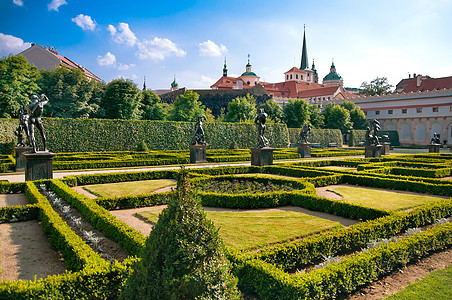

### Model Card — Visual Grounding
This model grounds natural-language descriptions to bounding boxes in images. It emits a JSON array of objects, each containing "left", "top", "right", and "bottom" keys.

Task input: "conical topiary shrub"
[{"left": 119, "top": 167, "right": 241, "bottom": 300}]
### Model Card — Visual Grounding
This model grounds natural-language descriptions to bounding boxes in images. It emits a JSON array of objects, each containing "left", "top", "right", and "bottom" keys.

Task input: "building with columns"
[{"left": 345, "top": 77, "right": 452, "bottom": 145}]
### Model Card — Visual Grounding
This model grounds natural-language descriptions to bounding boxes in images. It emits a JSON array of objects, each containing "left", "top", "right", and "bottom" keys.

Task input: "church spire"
[
  {"left": 143, "top": 76, "right": 147, "bottom": 91},
  {"left": 300, "top": 25, "right": 308, "bottom": 70},
  {"left": 223, "top": 57, "right": 228, "bottom": 77}
]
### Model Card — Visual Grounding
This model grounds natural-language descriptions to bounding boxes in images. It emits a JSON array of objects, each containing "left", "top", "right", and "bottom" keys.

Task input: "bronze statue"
[
  {"left": 298, "top": 123, "right": 311, "bottom": 144},
  {"left": 27, "top": 94, "right": 49, "bottom": 153},
  {"left": 365, "top": 119, "right": 381, "bottom": 146},
  {"left": 255, "top": 108, "right": 269, "bottom": 148},
  {"left": 430, "top": 133, "right": 441, "bottom": 145},
  {"left": 190, "top": 116, "right": 207, "bottom": 145},
  {"left": 14, "top": 106, "right": 30, "bottom": 147}
]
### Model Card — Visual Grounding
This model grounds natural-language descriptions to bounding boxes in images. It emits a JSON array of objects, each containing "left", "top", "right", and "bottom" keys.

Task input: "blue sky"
[{"left": 1, "top": 0, "right": 451, "bottom": 90}]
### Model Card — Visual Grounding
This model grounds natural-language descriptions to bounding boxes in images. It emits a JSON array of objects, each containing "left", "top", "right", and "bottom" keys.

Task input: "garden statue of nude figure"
[
  {"left": 27, "top": 94, "right": 49, "bottom": 153},
  {"left": 255, "top": 108, "right": 269, "bottom": 148},
  {"left": 191, "top": 116, "right": 207, "bottom": 145},
  {"left": 14, "top": 106, "right": 30, "bottom": 147}
]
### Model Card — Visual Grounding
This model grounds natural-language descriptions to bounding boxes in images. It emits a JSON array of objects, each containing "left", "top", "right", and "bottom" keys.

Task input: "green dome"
[
  {"left": 171, "top": 79, "right": 178, "bottom": 88},
  {"left": 323, "top": 73, "right": 341, "bottom": 81},
  {"left": 241, "top": 71, "right": 257, "bottom": 77}
]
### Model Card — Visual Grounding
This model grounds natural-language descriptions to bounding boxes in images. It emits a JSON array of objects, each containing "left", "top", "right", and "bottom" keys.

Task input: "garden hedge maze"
[{"left": 0, "top": 153, "right": 451, "bottom": 299}]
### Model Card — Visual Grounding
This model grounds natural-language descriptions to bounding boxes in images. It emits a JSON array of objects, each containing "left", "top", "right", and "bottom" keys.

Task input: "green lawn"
[
  {"left": 385, "top": 263, "right": 452, "bottom": 300},
  {"left": 82, "top": 179, "right": 176, "bottom": 198},
  {"left": 329, "top": 186, "right": 443, "bottom": 211},
  {"left": 137, "top": 208, "right": 342, "bottom": 250}
]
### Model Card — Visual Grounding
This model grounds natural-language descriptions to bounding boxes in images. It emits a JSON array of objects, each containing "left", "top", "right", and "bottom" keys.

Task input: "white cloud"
[
  {"left": 72, "top": 14, "right": 96, "bottom": 31},
  {"left": 0, "top": 33, "right": 31, "bottom": 56},
  {"left": 118, "top": 63, "right": 135, "bottom": 71},
  {"left": 107, "top": 23, "right": 137, "bottom": 47},
  {"left": 137, "top": 37, "right": 186, "bottom": 60},
  {"left": 48, "top": 0, "right": 67, "bottom": 11},
  {"left": 198, "top": 40, "right": 227, "bottom": 57},
  {"left": 13, "top": 0, "right": 24, "bottom": 6},
  {"left": 97, "top": 52, "right": 116, "bottom": 66},
  {"left": 192, "top": 75, "right": 215, "bottom": 88}
]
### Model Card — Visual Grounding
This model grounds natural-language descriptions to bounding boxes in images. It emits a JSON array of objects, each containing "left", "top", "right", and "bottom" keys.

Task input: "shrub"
[{"left": 119, "top": 168, "right": 240, "bottom": 299}]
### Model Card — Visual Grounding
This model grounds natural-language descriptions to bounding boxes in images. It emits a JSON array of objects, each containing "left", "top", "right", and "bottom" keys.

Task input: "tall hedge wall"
[
  {"left": 349, "top": 130, "right": 400, "bottom": 147},
  {"left": 288, "top": 128, "right": 342, "bottom": 146},
  {"left": 0, "top": 118, "right": 289, "bottom": 153}
]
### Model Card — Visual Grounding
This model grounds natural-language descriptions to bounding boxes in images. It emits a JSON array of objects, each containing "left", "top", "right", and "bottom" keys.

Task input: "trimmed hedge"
[
  {"left": 288, "top": 128, "right": 343, "bottom": 146},
  {"left": 0, "top": 204, "right": 39, "bottom": 223},
  {"left": 0, "top": 118, "right": 289, "bottom": 153},
  {"left": 49, "top": 180, "right": 146, "bottom": 256},
  {"left": 349, "top": 129, "right": 366, "bottom": 147}
]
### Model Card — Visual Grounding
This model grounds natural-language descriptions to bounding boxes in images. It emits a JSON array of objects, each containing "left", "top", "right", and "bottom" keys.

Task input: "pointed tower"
[
  {"left": 300, "top": 25, "right": 308, "bottom": 70},
  {"left": 223, "top": 57, "right": 228, "bottom": 77},
  {"left": 323, "top": 59, "right": 343, "bottom": 87},
  {"left": 143, "top": 76, "right": 147, "bottom": 91},
  {"left": 171, "top": 75, "right": 179, "bottom": 91},
  {"left": 311, "top": 59, "right": 318, "bottom": 83}
]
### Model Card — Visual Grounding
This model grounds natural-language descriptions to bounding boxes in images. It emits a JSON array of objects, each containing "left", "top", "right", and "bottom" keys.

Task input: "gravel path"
[{"left": 0, "top": 193, "right": 29, "bottom": 207}]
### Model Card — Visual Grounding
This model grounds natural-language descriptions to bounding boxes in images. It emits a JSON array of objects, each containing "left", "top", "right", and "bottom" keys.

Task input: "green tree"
[
  {"left": 322, "top": 103, "right": 352, "bottom": 134},
  {"left": 283, "top": 98, "right": 309, "bottom": 128},
  {"left": 340, "top": 100, "right": 367, "bottom": 130},
  {"left": 308, "top": 103, "right": 324, "bottom": 128},
  {"left": 119, "top": 168, "right": 240, "bottom": 300},
  {"left": 360, "top": 77, "right": 393, "bottom": 96},
  {"left": 0, "top": 55, "right": 40, "bottom": 118},
  {"left": 39, "top": 67, "right": 105, "bottom": 118},
  {"left": 140, "top": 90, "right": 165, "bottom": 120},
  {"left": 101, "top": 78, "right": 141, "bottom": 119},
  {"left": 260, "top": 98, "right": 283, "bottom": 123},
  {"left": 224, "top": 94, "right": 257, "bottom": 122},
  {"left": 167, "top": 90, "right": 211, "bottom": 122}
]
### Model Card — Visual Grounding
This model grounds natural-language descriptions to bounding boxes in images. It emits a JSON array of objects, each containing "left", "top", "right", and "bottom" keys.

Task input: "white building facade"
[{"left": 346, "top": 89, "right": 452, "bottom": 145}]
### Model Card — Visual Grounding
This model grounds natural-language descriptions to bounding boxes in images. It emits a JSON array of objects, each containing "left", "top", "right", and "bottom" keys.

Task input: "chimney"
[{"left": 416, "top": 74, "right": 422, "bottom": 87}]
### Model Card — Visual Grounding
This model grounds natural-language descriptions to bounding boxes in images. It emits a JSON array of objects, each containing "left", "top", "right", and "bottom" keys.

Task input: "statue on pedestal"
[
  {"left": 14, "top": 106, "right": 30, "bottom": 147},
  {"left": 430, "top": 133, "right": 441, "bottom": 145},
  {"left": 190, "top": 116, "right": 207, "bottom": 146},
  {"left": 365, "top": 119, "right": 381, "bottom": 146},
  {"left": 254, "top": 108, "right": 269, "bottom": 148},
  {"left": 298, "top": 123, "right": 311, "bottom": 144},
  {"left": 27, "top": 94, "right": 49, "bottom": 153}
]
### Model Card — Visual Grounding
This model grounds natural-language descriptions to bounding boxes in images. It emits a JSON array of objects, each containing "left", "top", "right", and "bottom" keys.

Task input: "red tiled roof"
[
  {"left": 395, "top": 76, "right": 452, "bottom": 93},
  {"left": 284, "top": 67, "right": 305, "bottom": 74},
  {"left": 210, "top": 76, "right": 251, "bottom": 89},
  {"left": 52, "top": 52, "right": 101, "bottom": 82}
]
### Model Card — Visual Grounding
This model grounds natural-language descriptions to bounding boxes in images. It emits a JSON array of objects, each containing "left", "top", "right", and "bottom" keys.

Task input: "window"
[
  {"left": 388, "top": 109, "right": 393, "bottom": 115},
  {"left": 286, "top": 75, "right": 289, "bottom": 80},
  {"left": 296, "top": 74, "right": 298, "bottom": 79},
  {"left": 433, "top": 107, "right": 439, "bottom": 112},
  {"left": 290, "top": 74, "right": 293, "bottom": 79},
  {"left": 402, "top": 108, "right": 407, "bottom": 114},
  {"left": 416, "top": 107, "right": 422, "bottom": 113},
  {"left": 301, "top": 75, "right": 303, "bottom": 80},
  {"left": 375, "top": 110, "right": 380, "bottom": 115},
  {"left": 364, "top": 111, "right": 367, "bottom": 116}
]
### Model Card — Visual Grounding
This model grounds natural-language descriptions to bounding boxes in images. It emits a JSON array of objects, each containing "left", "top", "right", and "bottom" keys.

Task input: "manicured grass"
[
  {"left": 82, "top": 179, "right": 176, "bottom": 198},
  {"left": 233, "top": 173, "right": 300, "bottom": 179},
  {"left": 386, "top": 263, "right": 452, "bottom": 300},
  {"left": 137, "top": 208, "right": 342, "bottom": 250},
  {"left": 329, "top": 186, "right": 443, "bottom": 211}
]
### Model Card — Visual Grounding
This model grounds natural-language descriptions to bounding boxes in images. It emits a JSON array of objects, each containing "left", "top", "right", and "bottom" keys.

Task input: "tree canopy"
[
  {"left": 139, "top": 90, "right": 165, "bottom": 120},
  {"left": 322, "top": 103, "right": 352, "bottom": 134},
  {"left": 101, "top": 78, "right": 141, "bottom": 119},
  {"left": 340, "top": 100, "right": 367, "bottom": 130},
  {"left": 282, "top": 99, "right": 309, "bottom": 128},
  {"left": 167, "top": 90, "right": 212, "bottom": 122},
  {"left": 224, "top": 94, "right": 257, "bottom": 123},
  {"left": 260, "top": 99, "right": 283, "bottom": 123},
  {"left": 360, "top": 77, "right": 393, "bottom": 96},
  {"left": 0, "top": 55, "right": 40, "bottom": 118}
]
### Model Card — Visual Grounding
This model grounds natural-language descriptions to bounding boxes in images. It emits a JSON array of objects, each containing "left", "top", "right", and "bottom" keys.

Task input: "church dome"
[
  {"left": 323, "top": 72, "right": 342, "bottom": 81},
  {"left": 241, "top": 71, "right": 257, "bottom": 77}
]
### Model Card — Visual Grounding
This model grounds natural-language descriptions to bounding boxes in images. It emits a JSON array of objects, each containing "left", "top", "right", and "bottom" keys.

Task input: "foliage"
[
  {"left": 308, "top": 103, "right": 324, "bottom": 128},
  {"left": 139, "top": 90, "right": 165, "bottom": 120},
  {"left": 282, "top": 98, "right": 309, "bottom": 128},
  {"left": 119, "top": 168, "right": 240, "bottom": 300},
  {"left": 167, "top": 90, "right": 212, "bottom": 122},
  {"left": 39, "top": 67, "right": 105, "bottom": 118},
  {"left": 101, "top": 78, "right": 141, "bottom": 119},
  {"left": 340, "top": 100, "right": 367, "bottom": 130},
  {"left": 259, "top": 98, "right": 283, "bottom": 123},
  {"left": 322, "top": 103, "right": 352, "bottom": 134},
  {"left": 360, "top": 76, "right": 393, "bottom": 96},
  {"left": 0, "top": 55, "right": 41, "bottom": 118},
  {"left": 288, "top": 128, "right": 343, "bottom": 146},
  {"left": 224, "top": 94, "right": 257, "bottom": 122}
]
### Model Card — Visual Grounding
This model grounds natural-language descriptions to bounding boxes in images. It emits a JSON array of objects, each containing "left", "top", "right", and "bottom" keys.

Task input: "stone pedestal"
[
  {"left": 189, "top": 144, "right": 207, "bottom": 163},
  {"left": 250, "top": 147, "right": 274, "bottom": 166},
  {"left": 365, "top": 145, "right": 382, "bottom": 158},
  {"left": 382, "top": 142, "right": 390, "bottom": 155},
  {"left": 428, "top": 144, "right": 440, "bottom": 153},
  {"left": 297, "top": 143, "right": 311, "bottom": 158},
  {"left": 15, "top": 146, "right": 33, "bottom": 172},
  {"left": 23, "top": 151, "right": 55, "bottom": 181}
]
